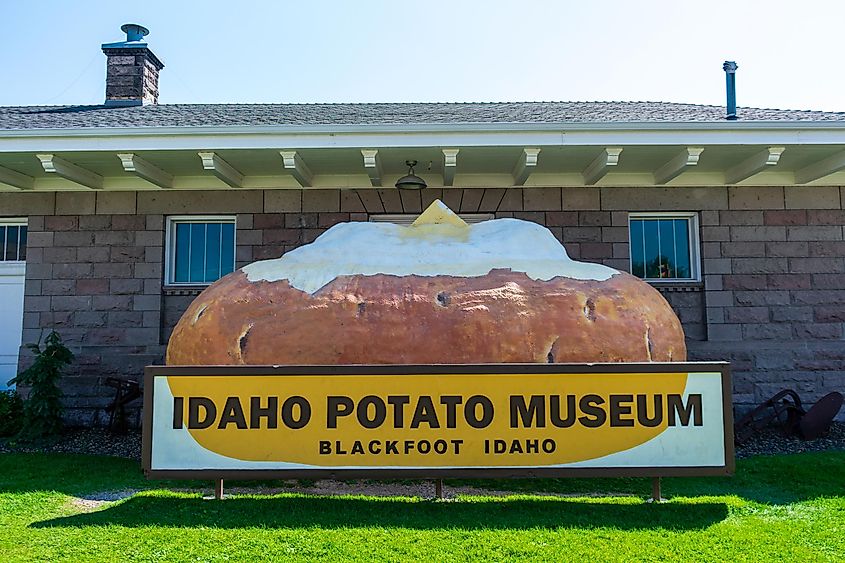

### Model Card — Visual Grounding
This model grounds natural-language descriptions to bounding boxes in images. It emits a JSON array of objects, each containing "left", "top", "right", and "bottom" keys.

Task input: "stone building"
[{"left": 0, "top": 25, "right": 843, "bottom": 425}]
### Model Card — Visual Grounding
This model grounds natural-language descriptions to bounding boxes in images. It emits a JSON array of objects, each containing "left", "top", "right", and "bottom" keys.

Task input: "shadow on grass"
[{"left": 31, "top": 494, "right": 728, "bottom": 531}]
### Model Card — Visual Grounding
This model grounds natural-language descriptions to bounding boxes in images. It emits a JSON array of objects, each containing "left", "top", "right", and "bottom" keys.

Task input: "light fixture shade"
[
  {"left": 395, "top": 160, "right": 427, "bottom": 190},
  {"left": 395, "top": 172, "right": 427, "bottom": 190}
]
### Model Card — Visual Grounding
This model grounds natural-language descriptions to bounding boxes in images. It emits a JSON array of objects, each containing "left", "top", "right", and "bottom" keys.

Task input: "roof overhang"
[{"left": 2, "top": 121, "right": 845, "bottom": 191}]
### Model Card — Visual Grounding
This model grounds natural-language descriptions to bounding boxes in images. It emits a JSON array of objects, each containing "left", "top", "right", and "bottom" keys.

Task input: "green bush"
[
  {"left": 0, "top": 390, "right": 23, "bottom": 437},
  {"left": 8, "top": 330, "right": 74, "bottom": 441}
]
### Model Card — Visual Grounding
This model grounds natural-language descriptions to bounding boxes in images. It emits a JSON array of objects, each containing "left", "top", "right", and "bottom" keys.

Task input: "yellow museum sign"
[{"left": 142, "top": 364, "right": 733, "bottom": 479}]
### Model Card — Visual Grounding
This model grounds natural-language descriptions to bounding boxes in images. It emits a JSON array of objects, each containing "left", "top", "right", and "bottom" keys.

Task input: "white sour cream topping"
[{"left": 243, "top": 217, "right": 618, "bottom": 294}]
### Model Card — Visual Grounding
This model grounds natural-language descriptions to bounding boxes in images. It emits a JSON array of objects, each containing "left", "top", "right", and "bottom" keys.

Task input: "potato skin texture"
[{"left": 166, "top": 269, "right": 686, "bottom": 365}]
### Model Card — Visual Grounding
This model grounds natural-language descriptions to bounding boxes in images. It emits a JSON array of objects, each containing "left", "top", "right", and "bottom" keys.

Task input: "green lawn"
[{"left": 0, "top": 452, "right": 843, "bottom": 562}]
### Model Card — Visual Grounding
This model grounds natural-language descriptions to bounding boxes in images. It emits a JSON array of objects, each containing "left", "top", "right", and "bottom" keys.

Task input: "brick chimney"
[{"left": 101, "top": 24, "right": 164, "bottom": 106}]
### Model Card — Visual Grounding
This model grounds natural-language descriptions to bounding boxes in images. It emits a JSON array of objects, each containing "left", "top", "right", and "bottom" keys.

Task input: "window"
[
  {"left": 0, "top": 220, "right": 27, "bottom": 262},
  {"left": 166, "top": 216, "right": 235, "bottom": 285},
  {"left": 628, "top": 213, "right": 699, "bottom": 282}
]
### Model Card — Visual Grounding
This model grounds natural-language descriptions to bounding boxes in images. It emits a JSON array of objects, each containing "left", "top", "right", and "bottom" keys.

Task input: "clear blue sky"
[{"left": 1, "top": 0, "right": 843, "bottom": 111}]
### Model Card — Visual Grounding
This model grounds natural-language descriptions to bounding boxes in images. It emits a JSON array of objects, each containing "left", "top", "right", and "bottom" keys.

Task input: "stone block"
[
  {"left": 264, "top": 190, "right": 302, "bottom": 213},
  {"left": 735, "top": 290, "right": 790, "bottom": 306},
  {"left": 235, "top": 229, "right": 262, "bottom": 245},
  {"left": 318, "top": 213, "right": 349, "bottom": 228},
  {"left": 235, "top": 213, "right": 253, "bottom": 230},
  {"left": 706, "top": 307, "right": 725, "bottom": 323},
  {"left": 562, "top": 227, "right": 601, "bottom": 243},
  {"left": 135, "top": 231, "right": 163, "bottom": 247},
  {"left": 728, "top": 186, "right": 784, "bottom": 210},
  {"left": 56, "top": 231, "right": 96, "bottom": 247},
  {"left": 808, "top": 241, "right": 845, "bottom": 257},
  {"left": 789, "top": 257, "right": 845, "bottom": 274},
  {"left": 790, "top": 290, "right": 845, "bottom": 306},
  {"left": 95, "top": 231, "right": 134, "bottom": 246},
  {"left": 377, "top": 189, "right": 404, "bottom": 213},
  {"left": 765, "top": 241, "right": 808, "bottom": 257},
  {"left": 807, "top": 210, "right": 845, "bottom": 225},
  {"left": 612, "top": 243, "right": 629, "bottom": 259},
  {"left": 110, "top": 279, "right": 143, "bottom": 295},
  {"left": 438, "top": 189, "right": 462, "bottom": 212},
  {"left": 254, "top": 213, "right": 284, "bottom": 229},
  {"left": 497, "top": 189, "right": 523, "bottom": 211},
  {"left": 707, "top": 324, "right": 742, "bottom": 341},
  {"left": 340, "top": 190, "right": 366, "bottom": 213},
  {"left": 702, "top": 242, "right": 721, "bottom": 259},
  {"left": 787, "top": 226, "right": 843, "bottom": 241},
  {"left": 459, "top": 189, "right": 483, "bottom": 213},
  {"left": 93, "top": 295, "right": 132, "bottom": 311},
  {"left": 703, "top": 275, "right": 723, "bottom": 290},
  {"left": 263, "top": 229, "right": 300, "bottom": 245},
  {"left": 730, "top": 226, "right": 786, "bottom": 242},
  {"left": 96, "top": 191, "right": 137, "bottom": 214},
  {"left": 111, "top": 215, "right": 146, "bottom": 230},
  {"left": 764, "top": 210, "right": 807, "bottom": 226},
  {"left": 76, "top": 278, "right": 110, "bottom": 295},
  {"left": 79, "top": 215, "right": 111, "bottom": 230},
  {"left": 785, "top": 186, "right": 841, "bottom": 209},
  {"left": 478, "top": 188, "right": 506, "bottom": 212},
  {"left": 74, "top": 312, "right": 108, "bottom": 328},
  {"left": 355, "top": 190, "right": 384, "bottom": 213},
  {"left": 134, "top": 262, "right": 162, "bottom": 279},
  {"left": 302, "top": 229, "right": 325, "bottom": 244},
  {"left": 110, "top": 246, "right": 145, "bottom": 263},
  {"left": 93, "top": 263, "right": 132, "bottom": 278},
  {"left": 793, "top": 323, "right": 843, "bottom": 339},
  {"left": 702, "top": 226, "right": 730, "bottom": 241},
  {"left": 138, "top": 190, "right": 261, "bottom": 214},
  {"left": 723, "top": 274, "right": 767, "bottom": 290},
  {"left": 52, "top": 295, "right": 92, "bottom": 311},
  {"left": 513, "top": 211, "right": 544, "bottom": 224},
  {"left": 24, "top": 280, "right": 41, "bottom": 296},
  {"left": 721, "top": 242, "right": 765, "bottom": 257},
  {"left": 43, "top": 247, "right": 77, "bottom": 264},
  {"left": 45, "top": 216, "right": 79, "bottom": 231},
  {"left": 53, "top": 263, "right": 92, "bottom": 280},
  {"left": 770, "top": 306, "right": 813, "bottom": 322},
  {"left": 562, "top": 187, "right": 600, "bottom": 210},
  {"left": 142, "top": 311, "right": 161, "bottom": 328},
  {"left": 601, "top": 187, "right": 727, "bottom": 211},
  {"left": 720, "top": 210, "right": 763, "bottom": 225},
  {"left": 108, "top": 311, "right": 144, "bottom": 327},
  {"left": 814, "top": 306, "right": 845, "bottom": 323},
  {"left": 146, "top": 215, "right": 164, "bottom": 231},
  {"left": 767, "top": 274, "right": 812, "bottom": 290},
  {"left": 702, "top": 258, "right": 731, "bottom": 274},
  {"left": 545, "top": 212, "right": 578, "bottom": 227},
  {"left": 24, "top": 263, "right": 52, "bottom": 280},
  {"left": 600, "top": 226, "right": 628, "bottom": 243},
  {"left": 725, "top": 307, "right": 770, "bottom": 323},
  {"left": 55, "top": 192, "right": 95, "bottom": 215},
  {"left": 580, "top": 243, "right": 613, "bottom": 259},
  {"left": 811, "top": 274, "right": 845, "bottom": 289},
  {"left": 41, "top": 279, "right": 76, "bottom": 296},
  {"left": 578, "top": 211, "right": 611, "bottom": 226},
  {"left": 0, "top": 192, "right": 55, "bottom": 215},
  {"left": 700, "top": 210, "right": 719, "bottom": 226},
  {"left": 420, "top": 189, "right": 444, "bottom": 210},
  {"left": 742, "top": 323, "right": 792, "bottom": 340},
  {"left": 133, "top": 295, "right": 161, "bottom": 312},
  {"left": 303, "top": 190, "right": 340, "bottom": 213},
  {"left": 26, "top": 231, "right": 53, "bottom": 248},
  {"left": 732, "top": 257, "right": 788, "bottom": 274},
  {"left": 523, "top": 188, "right": 561, "bottom": 211}
]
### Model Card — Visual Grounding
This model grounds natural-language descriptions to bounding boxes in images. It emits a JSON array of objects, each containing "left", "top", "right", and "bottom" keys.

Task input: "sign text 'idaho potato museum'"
[{"left": 143, "top": 364, "right": 733, "bottom": 479}]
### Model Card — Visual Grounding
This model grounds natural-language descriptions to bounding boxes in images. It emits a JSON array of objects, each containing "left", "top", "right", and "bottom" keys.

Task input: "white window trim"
[
  {"left": 0, "top": 218, "right": 28, "bottom": 265},
  {"left": 370, "top": 213, "right": 494, "bottom": 225},
  {"left": 628, "top": 212, "right": 701, "bottom": 283},
  {"left": 165, "top": 215, "right": 237, "bottom": 287}
]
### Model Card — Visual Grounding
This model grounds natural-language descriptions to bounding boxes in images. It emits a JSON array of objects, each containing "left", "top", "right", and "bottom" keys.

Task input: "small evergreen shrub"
[
  {"left": 8, "top": 330, "right": 74, "bottom": 441},
  {"left": 0, "top": 390, "right": 23, "bottom": 437}
]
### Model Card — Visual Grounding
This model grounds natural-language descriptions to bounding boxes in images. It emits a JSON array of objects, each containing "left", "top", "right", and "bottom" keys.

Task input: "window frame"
[
  {"left": 627, "top": 212, "right": 701, "bottom": 283},
  {"left": 164, "top": 215, "right": 237, "bottom": 287},
  {"left": 0, "top": 218, "right": 28, "bottom": 265}
]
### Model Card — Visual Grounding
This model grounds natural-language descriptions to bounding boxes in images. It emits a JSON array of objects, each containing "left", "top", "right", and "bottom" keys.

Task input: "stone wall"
[{"left": 2, "top": 184, "right": 843, "bottom": 425}]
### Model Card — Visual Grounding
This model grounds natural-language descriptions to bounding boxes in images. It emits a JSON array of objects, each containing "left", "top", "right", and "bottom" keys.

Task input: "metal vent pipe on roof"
[{"left": 723, "top": 61, "right": 738, "bottom": 120}]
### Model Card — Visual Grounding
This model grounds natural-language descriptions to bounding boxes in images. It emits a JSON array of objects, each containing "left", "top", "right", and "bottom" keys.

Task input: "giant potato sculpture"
[{"left": 167, "top": 201, "right": 686, "bottom": 365}]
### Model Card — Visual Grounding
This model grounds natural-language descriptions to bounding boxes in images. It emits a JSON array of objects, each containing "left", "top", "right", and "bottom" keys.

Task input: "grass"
[{"left": 0, "top": 452, "right": 843, "bottom": 561}]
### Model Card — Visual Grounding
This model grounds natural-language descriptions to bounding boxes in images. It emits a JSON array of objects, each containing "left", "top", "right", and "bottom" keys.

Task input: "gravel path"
[{"left": 2, "top": 423, "right": 842, "bottom": 461}]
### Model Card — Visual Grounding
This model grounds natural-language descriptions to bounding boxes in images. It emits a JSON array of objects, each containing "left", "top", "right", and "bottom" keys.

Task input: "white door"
[{"left": 0, "top": 221, "right": 27, "bottom": 390}]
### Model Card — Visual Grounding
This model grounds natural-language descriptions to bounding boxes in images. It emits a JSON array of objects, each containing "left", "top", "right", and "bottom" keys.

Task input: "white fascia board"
[{"left": 2, "top": 121, "right": 845, "bottom": 153}]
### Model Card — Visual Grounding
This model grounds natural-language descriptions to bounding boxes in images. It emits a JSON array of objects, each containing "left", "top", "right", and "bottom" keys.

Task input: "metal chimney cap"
[
  {"left": 722, "top": 61, "right": 738, "bottom": 73},
  {"left": 121, "top": 24, "right": 150, "bottom": 42}
]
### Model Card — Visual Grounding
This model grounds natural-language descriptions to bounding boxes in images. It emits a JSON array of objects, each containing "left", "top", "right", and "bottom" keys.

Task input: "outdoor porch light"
[{"left": 395, "top": 160, "right": 427, "bottom": 190}]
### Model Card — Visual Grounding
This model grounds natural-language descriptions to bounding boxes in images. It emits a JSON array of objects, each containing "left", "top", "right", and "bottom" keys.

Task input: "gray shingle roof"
[{"left": 1, "top": 101, "right": 844, "bottom": 130}]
